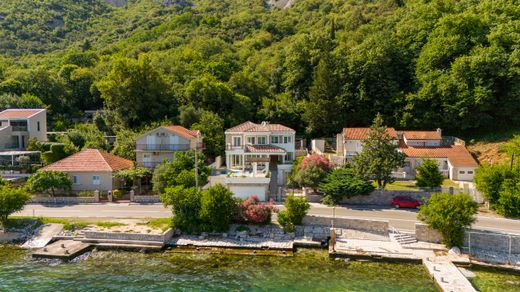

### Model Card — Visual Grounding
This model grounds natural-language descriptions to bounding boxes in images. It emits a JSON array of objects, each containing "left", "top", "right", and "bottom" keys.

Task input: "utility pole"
[{"left": 195, "top": 131, "right": 200, "bottom": 189}]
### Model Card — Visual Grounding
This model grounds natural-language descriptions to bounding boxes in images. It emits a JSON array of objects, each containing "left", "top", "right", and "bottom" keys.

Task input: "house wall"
[
  {"left": 136, "top": 151, "right": 175, "bottom": 167},
  {"left": 403, "top": 137, "right": 441, "bottom": 147},
  {"left": 406, "top": 157, "right": 450, "bottom": 178},
  {"left": 68, "top": 171, "right": 114, "bottom": 192},
  {"left": 344, "top": 139, "right": 363, "bottom": 156},
  {"left": 451, "top": 166, "right": 476, "bottom": 181},
  {"left": 0, "top": 126, "right": 13, "bottom": 149},
  {"left": 135, "top": 127, "right": 192, "bottom": 147},
  {"left": 28, "top": 110, "right": 47, "bottom": 141},
  {"left": 336, "top": 134, "right": 344, "bottom": 156}
]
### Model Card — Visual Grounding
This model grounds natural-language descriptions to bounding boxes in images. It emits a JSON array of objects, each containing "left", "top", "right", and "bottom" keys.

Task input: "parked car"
[{"left": 392, "top": 196, "right": 421, "bottom": 209}]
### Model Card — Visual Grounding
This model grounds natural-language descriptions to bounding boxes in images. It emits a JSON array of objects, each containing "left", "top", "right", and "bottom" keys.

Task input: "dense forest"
[{"left": 0, "top": 0, "right": 518, "bottom": 149}]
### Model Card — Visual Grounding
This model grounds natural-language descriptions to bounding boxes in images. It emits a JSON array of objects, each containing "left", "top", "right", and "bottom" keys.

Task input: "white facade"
[{"left": 0, "top": 109, "right": 47, "bottom": 150}]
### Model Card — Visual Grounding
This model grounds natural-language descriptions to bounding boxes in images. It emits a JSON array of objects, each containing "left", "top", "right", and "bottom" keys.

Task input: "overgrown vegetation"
[
  {"left": 277, "top": 195, "right": 310, "bottom": 232},
  {"left": 0, "top": 0, "right": 516, "bottom": 160},
  {"left": 319, "top": 167, "right": 374, "bottom": 205}
]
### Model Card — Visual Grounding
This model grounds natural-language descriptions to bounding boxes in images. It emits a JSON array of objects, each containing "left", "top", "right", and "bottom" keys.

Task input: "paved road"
[{"left": 17, "top": 203, "right": 520, "bottom": 234}]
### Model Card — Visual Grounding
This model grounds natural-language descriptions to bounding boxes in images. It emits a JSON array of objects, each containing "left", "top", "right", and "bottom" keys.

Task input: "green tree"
[
  {"left": 0, "top": 186, "right": 31, "bottom": 226},
  {"left": 59, "top": 123, "right": 109, "bottom": 151},
  {"left": 277, "top": 195, "right": 310, "bottom": 232},
  {"left": 26, "top": 171, "right": 72, "bottom": 197},
  {"left": 303, "top": 56, "right": 341, "bottom": 136},
  {"left": 473, "top": 164, "right": 514, "bottom": 205},
  {"left": 418, "top": 193, "right": 478, "bottom": 247},
  {"left": 160, "top": 185, "right": 202, "bottom": 233},
  {"left": 152, "top": 151, "right": 209, "bottom": 194},
  {"left": 0, "top": 93, "right": 45, "bottom": 110},
  {"left": 192, "top": 110, "right": 224, "bottom": 158},
  {"left": 112, "top": 128, "right": 138, "bottom": 160},
  {"left": 319, "top": 168, "right": 375, "bottom": 206},
  {"left": 96, "top": 55, "right": 175, "bottom": 128},
  {"left": 199, "top": 184, "right": 235, "bottom": 232},
  {"left": 415, "top": 159, "right": 444, "bottom": 188},
  {"left": 354, "top": 114, "right": 405, "bottom": 189},
  {"left": 42, "top": 143, "right": 75, "bottom": 165}
]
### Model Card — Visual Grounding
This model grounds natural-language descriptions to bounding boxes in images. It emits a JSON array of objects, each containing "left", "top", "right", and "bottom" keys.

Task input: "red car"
[{"left": 392, "top": 196, "right": 421, "bottom": 209}]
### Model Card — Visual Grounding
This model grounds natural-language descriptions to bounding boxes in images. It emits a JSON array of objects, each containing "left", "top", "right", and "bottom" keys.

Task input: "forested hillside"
[{"left": 0, "top": 0, "right": 518, "bottom": 144}]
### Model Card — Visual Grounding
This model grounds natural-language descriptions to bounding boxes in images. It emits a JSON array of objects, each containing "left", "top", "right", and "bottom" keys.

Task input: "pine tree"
[{"left": 354, "top": 114, "right": 405, "bottom": 189}]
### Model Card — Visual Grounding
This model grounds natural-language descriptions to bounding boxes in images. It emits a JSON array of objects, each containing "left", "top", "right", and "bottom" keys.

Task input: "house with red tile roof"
[
  {"left": 134, "top": 125, "right": 201, "bottom": 168},
  {"left": 0, "top": 108, "right": 47, "bottom": 150},
  {"left": 220, "top": 121, "right": 296, "bottom": 200},
  {"left": 336, "top": 127, "right": 398, "bottom": 159},
  {"left": 336, "top": 127, "right": 478, "bottom": 181},
  {"left": 43, "top": 149, "right": 134, "bottom": 192}
]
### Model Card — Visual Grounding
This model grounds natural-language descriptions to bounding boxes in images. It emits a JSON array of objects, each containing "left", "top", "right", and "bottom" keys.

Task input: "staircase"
[
  {"left": 269, "top": 164, "right": 279, "bottom": 200},
  {"left": 390, "top": 227, "right": 417, "bottom": 246}
]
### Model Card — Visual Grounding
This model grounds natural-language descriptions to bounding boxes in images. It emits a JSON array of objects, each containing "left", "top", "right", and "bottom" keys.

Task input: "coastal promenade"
[{"left": 17, "top": 203, "right": 520, "bottom": 234}]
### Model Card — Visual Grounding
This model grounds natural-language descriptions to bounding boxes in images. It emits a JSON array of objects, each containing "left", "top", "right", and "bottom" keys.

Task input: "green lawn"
[
  {"left": 7, "top": 217, "right": 125, "bottom": 231},
  {"left": 374, "top": 179, "right": 461, "bottom": 191},
  {"left": 137, "top": 218, "right": 172, "bottom": 232}
]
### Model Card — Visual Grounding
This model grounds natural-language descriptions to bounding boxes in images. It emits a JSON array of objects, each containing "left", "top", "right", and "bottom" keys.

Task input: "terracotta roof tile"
[
  {"left": 43, "top": 149, "right": 133, "bottom": 172},
  {"left": 343, "top": 127, "right": 398, "bottom": 140},
  {"left": 226, "top": 121, "right": 295, "bottom": 133},
  {"left": 0, "top": 109, "right": 45, "bottom": 119},
  {"left": 163, "top": 125, "right": 199, "bottom": 139},
  {"left": 399, "top": 143, "right": 478, "bottom": 167},
  {"left": 403, "top": 131, "right": 442, "bottom": 140},
  {"left": 245, "top": 144, "right": 286, "bottom": 153}
]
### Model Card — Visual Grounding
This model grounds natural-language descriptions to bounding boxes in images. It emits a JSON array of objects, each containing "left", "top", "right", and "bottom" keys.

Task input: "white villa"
[
  {"left": 0, "top": 108, "right": 47, "bottom": 150},
  {"left": 208, "top": 121, "right": 296, "bottom": 201}
]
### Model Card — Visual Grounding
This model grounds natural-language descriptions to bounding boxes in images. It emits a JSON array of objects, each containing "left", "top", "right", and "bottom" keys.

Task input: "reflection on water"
[{"left": 0, "top": 245, "right": 435, "bottom": 291}]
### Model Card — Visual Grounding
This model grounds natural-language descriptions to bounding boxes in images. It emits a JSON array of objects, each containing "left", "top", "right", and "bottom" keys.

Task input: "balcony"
[
  {"left": 139, "top": 161, "right": 163, "bottom": 168},
  {"left": 136, "top": 144, "right": 191, "bottom": 151},
  {"left": 11, "top": 126, "right": 28, "bottom": 132}
]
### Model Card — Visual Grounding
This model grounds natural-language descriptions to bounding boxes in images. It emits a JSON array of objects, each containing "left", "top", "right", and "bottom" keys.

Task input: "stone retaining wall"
[
  {"left": 302, "top": 215, "right": 389, "bottom": 235},
  {"left": 415, "top": 223, "right": 443, "bottom": 243},
  {"left": 341, "top": 190, "right": 433, "bottom": 205},
  {"left": 29, "top": 196, "right": 98, "bottom": 204},
  {"left": 84, "top": 228, "right": 173, "bottom": 243},
  {"left": 132, "top": 195, "right": 161, "bottom": 203}
]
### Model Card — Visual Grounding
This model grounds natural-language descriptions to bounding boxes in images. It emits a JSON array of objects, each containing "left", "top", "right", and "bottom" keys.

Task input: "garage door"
[{"left": 230, "top": 186, "right": 266, "bottom": 201}]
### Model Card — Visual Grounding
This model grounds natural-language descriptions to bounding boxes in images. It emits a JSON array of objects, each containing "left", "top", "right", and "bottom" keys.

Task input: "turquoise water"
[{"left": 0, "top": 245, "right": 436, "bottom": 291}]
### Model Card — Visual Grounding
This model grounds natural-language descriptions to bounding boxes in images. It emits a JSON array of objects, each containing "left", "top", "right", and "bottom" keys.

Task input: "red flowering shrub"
[
  {"left": 234, "top": 195, "right": 276, "bottom": 224},
  {"left": 299, "top": 154, "right": 332, "bottom": 172}
]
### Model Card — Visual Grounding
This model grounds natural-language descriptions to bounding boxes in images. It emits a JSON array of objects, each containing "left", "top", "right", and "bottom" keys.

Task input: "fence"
[{"left": 462, "top": 229, "right": 520, "bottom": 266}]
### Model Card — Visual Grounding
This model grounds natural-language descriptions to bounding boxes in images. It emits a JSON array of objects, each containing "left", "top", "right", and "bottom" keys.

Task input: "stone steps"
[{"left": 392, "top": 232, "right": 418, "bottom": 245}]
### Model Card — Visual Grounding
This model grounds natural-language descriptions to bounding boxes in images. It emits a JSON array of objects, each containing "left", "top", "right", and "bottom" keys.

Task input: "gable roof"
[
  {"left": 136, "top": 125, "right": 199, "bottom": 141},
  {"left": 403, "top": 131, "right": 442, "bottom": 140},
  {"left": 163, "top": 125, "right": 199, "bottom": 139},
  {"left": 343, "top": 127, "right": 398, "bottom": 140},
  {"left": 0, "top": 109, "right": 45, "bottom": 119},
  {"left": 43, "top": 149, "right": 133, "bottom": 172},
  {"left": 399, "top": 143, "right": 478, "bottom": 167},
  {"left": 225, "top": 121, "right": 295, "bottom": 133}
]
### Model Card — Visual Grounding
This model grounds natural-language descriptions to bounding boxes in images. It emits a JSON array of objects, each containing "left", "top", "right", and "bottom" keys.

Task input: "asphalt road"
[{"left": 17, "top": 203, "right": 520, "bottom": 234}]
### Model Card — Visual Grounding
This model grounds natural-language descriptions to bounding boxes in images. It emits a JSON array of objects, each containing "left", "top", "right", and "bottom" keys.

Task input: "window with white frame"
[
  {"left": 231, "top": 155, "right": 242, "bottom": 168},
  {"left": 233, "top": 136, "right": 242, "bottom": 147},
  {"left": 468, "top": 170, "right": 474, "bottom": 174},
  {"left": 247, "top": 136, "right": 255, "bottom": 145},
  {"left": 271, "top": 136, "right": 279, "bottom": 144},
  {"left": 92, "top": 175, "right": 101, "bottom": 185},
  {"left": 459, "top": 171, "right": 465, "bottom": 174},
  {"left": 73, "top": 175, "right": 80, "bottom": 185},
  {"left": 285, "top": 152, "right": 293, "bottom": 161},
  {"left": 283, "top": 136, "right": 292, "bottom": 143},
  {"left": 258, "top": 136, "right": 267, "bottom": 145}
]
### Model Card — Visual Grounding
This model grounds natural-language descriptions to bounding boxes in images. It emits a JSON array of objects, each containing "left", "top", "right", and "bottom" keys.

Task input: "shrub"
[
  {"left": 415, "top": 159, "right": 444, "bottom": 188},
  {"left": 199, "top": 184, "right": 235, "bottom": 232},
  {"left": 78, "top": 190, "right": 95, "bottom": 197},
  {"left": 112, "top": 189, "right": 124, "bottom": 199},
  {"left": 319, "top": 168, "right": 375, "bottom": 205},
  {"left": 234, "top": 195, "right": 276, "bottom": 224},
  {"left": 473, "top": 164, "right": 512, "bottom": 205},
  {"left": 418, "top": 193, "right": 478, "bottom": 247},
  {"left": 277, "top": 195, "right": 310, "bottom": 232},
  {"left": 26, "top": 170, "right": 72, "bottom": 197},
  {"left": 300, "top": 154, "right": 332, "bottom": 172},
  {"left": 294, "top": 163, "right": 326, "bottom": 189},
  {"left": 0, "top": 186, "right": 31, "bottom": 226},
  {"left": 495, "top": 179, "right": 520, "bottom": 218},
  {"left": 161, "top": 185, "right": 202, "bottom": 233}
]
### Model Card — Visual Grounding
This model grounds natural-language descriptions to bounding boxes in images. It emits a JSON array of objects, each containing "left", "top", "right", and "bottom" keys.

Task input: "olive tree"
[{"left": 26, "top": 171, "right": 72, "bottom": 197}]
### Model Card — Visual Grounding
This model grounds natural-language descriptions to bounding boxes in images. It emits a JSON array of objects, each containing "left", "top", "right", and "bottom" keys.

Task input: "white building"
[
  {"left": 215, "top": 121, "right": 296, "bottom": 201},
  {"left": 0, "top": 108, "right": 47, "bottom": 150},
  {"left": 336, "top": 127, "right": 398, "bottom": 160}
]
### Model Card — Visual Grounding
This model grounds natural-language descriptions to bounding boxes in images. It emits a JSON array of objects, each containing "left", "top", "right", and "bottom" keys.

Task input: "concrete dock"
[
  {"left": 22, "top": 223, "right": 63, "bottom": 249},
  {"left": 32, "top": 240, "right": 92, "bottom": 260}
]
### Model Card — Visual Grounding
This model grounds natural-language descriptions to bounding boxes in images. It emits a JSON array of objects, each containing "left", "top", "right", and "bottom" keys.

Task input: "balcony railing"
[
  {"left": 11, "top": 126, "right": 28, "bottom": 132},
  {"left": 136, "top": 144, "right": 191, "bottom": 151},
  {"left": 139, "top": 161, "right": 163, "bottom": 168}
]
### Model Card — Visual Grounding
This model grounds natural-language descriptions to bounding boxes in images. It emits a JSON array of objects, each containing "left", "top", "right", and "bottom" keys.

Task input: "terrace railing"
[{"left": 136, "top": 144, "right": 191, "bottom": 151}]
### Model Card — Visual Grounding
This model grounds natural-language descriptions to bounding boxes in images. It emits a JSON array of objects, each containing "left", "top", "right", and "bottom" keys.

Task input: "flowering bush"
[
  {"left": 299, "top": 154, "right": 332, "bottom": 172},
  {"left": 234, "top": 195, "right": 277, "bottom": 224}
]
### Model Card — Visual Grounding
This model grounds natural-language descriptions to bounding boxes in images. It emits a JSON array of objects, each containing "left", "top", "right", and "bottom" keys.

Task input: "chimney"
[{"left": 436, "top": 128, "right": 442, "bottom": 137}]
